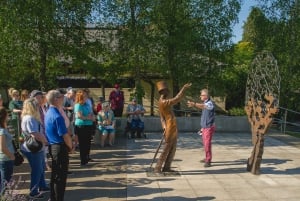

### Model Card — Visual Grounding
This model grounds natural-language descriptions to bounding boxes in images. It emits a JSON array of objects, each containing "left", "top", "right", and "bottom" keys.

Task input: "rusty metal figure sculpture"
[{"left": 244, "top": 51, "right": 281, "bottom": 175}]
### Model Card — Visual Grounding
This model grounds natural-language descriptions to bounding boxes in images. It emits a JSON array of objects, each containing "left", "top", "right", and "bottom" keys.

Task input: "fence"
[
  {"left": 7, "top": 110, "right": 22, "bottom": 148},
  {"left": 273, "top": 107, "right": 300, "bottom": 134}
]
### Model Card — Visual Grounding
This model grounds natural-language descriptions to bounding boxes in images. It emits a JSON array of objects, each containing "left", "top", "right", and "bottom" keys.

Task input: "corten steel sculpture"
[{"left": 244, "top": 51, "right": 280, "bottom": 175}]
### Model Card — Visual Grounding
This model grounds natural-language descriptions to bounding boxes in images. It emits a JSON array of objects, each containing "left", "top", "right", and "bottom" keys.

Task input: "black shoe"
[
  {"left": 204, "top": 162, "right": 211, "bottom": 167},
  {"left": 67, "top": 171, "right": 73, "bottom": 175},
  {"left": 29, "top": 193, "right": 44, "bottom": 199},
  {"left": 80, "top": 162, "right": 90, "bottom": 166},
  {"left": 39, "top": 186, "right": 50, "bottom": 192}
]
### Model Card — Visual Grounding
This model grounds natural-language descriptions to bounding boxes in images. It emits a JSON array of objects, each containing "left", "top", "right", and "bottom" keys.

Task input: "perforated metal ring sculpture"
[{"left": 245, "top": 51, "right": 281, "bottom": 174}]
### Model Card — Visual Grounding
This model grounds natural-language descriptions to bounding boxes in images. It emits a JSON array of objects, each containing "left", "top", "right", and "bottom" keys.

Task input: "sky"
[{"left": 232, "top": 1, "right": 258, "bottom": 43}]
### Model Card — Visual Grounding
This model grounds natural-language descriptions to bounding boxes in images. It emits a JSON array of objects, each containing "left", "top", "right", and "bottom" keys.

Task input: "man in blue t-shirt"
[{"left": 45, "top": 90, "right": 72, "bottom": 201}]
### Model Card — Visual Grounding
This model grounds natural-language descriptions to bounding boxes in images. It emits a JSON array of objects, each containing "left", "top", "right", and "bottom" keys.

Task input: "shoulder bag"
[
  {"left": 22, "top": 132, "right": 43, "bottom": 153},
  {"left": 12, "top": 140, "right": 24, "bottom": 166}
]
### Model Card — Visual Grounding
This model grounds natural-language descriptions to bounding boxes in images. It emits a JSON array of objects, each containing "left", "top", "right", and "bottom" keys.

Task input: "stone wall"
[{"left": 115, "top": 116, "right": 250, "bottom": 133}]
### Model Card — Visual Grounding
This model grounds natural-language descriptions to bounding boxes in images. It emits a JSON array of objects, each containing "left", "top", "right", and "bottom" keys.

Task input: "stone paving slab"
[{"left": 12, "top": 131, "right": 300, "bottom": 201}]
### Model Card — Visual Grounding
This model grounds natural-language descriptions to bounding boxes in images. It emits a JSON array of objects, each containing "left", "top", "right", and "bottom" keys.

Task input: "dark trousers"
[
  {"left": 50, "top": 143, "right": 69, "bottom": 201},
  {"left": 75, "top": 125, "right": 93, "bottom": 165},
  {"left": 113, "top": 108, "right": 123, "bottom": 117}
]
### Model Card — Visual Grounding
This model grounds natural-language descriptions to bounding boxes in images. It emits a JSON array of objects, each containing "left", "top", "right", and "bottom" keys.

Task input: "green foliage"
[
  {"left": 128, "top": 82, "right": 145, "bottom": 104},
  {"left": 242, "top": 7, "right": 271, "bottom": 51},
  {"left": 222, "top": 41, "right": 254, "bottom": 109},
  {"left": 249, "top": 0, "right": 300, "bottom": 111},
  {"left": 228, "top": 107, "right": 246, "bottom": 116},
  {"left": 0, "top": 0, "right": 243, "bottom": 112},
  {"left": 0, "top": 1, "right": 94, "bottom": 90}
]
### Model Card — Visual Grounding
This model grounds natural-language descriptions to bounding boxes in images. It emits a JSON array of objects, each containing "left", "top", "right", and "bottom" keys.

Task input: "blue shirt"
[
  {"left": 200, "top": 98, "right": 215, "bottom": 128},
  {"left": 45, "top": 106, "right": 68, "bottom": 144},
  {"left": 0, "top": 127, "right": 14, "bottom": 161},
  {"left": 21, "top": 115, "right": 43, "bottom": 152}
]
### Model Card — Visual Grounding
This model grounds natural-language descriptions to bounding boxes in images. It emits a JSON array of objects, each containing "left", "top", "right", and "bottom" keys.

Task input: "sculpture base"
[{"left": 146, "top": 168, "right": 181, "bottom": 177}]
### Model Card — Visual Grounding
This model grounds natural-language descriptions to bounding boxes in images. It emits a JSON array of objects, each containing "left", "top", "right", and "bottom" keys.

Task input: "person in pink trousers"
[{"left": 187, "top": 89, "right": 215, "bottom": 167}]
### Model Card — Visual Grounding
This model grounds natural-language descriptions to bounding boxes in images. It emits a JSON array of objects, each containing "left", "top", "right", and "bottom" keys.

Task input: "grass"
[{"left": 286, "top": 132, "right": 300, "bottom": 138}]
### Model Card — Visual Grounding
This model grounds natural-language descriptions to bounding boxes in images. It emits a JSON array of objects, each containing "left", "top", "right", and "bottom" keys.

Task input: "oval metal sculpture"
[{"left": 244, "top": 51, "right": 280, "bottom": 175}]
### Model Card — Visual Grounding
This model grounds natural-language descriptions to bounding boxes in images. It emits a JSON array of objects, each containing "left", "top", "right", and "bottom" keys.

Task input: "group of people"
[
  {"left": 0, "top": 81, "right": 216, "bottom": 200},
  {"left": 0, "top": 84, "right": 131, "bottom": 200}
]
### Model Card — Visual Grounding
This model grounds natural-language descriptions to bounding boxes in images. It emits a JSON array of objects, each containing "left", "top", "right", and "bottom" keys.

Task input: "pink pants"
[{"left": 202, "top": 125, "right": 215, "bottom": 162}]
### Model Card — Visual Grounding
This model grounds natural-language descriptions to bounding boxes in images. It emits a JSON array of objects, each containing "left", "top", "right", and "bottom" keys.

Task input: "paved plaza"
[{"left": 13, "top": 130, "right": 300, "bottom": 201}]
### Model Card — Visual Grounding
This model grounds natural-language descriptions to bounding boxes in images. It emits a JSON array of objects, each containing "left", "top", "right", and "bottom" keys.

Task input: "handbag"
[
  {"left": 14, "top": 151, "right": 24, "bottom": 166},
  {"left": 12, "top": 141, "right": 24, "bottom": 166},
  {"left": 24, "top": 134, "right": 43, "bottom": 153}
]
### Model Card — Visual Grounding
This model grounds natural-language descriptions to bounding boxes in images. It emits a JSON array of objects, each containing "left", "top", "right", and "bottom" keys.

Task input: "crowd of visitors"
[
  {"left": 0, "top": 85, "right": 126, "bottom": 200},
  {"left": 0, "top": 82, "right": 215, "bottom": 200}
]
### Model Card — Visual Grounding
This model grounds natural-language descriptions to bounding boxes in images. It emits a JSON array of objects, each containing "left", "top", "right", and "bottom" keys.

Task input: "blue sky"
[{"left": 232, "top": 1, "right": 258, "bottom": 43}]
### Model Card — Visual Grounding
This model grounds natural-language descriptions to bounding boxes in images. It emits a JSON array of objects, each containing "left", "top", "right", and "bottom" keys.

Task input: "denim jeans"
[
  {"left": 0, "top": 160, "right": 14, "bottom": 194},
  {"left": 21, "top": 150, "right": 47, "bottom": 195},
  {"left": 130, "top": 119, "right": 144, "bottom": 137}
]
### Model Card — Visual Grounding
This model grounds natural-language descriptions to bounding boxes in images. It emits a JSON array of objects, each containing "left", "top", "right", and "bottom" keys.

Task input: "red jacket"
[{"left": 109, "top": 90, "right": 124, "bottom": 110}]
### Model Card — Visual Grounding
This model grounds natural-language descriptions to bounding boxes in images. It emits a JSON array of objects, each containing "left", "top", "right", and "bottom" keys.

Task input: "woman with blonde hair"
[
  {"left": 97, "top": 102, "right": 115, "bottom": 147},
  {"left": 20, "top": 98, "right": 49, "bottom": 199},
  {"left": 20, "top": 89, "right": 29, "bottom": 102}
]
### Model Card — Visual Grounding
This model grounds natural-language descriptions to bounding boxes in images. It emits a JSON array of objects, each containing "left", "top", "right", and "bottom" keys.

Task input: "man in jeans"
[
  {"left": 45, "top": 90, "right": 73, "bottom": 201},
  {"left": 187, "top": 89, "right": 215, "bottom": 167},
  {"left": 126, "top": 97, "right": 146, "bottom": 138}
]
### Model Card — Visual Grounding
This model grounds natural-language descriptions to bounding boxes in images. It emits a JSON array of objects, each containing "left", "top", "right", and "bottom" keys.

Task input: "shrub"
[{"left": 228, "top": 107, "right": 246, "bottom": 116}]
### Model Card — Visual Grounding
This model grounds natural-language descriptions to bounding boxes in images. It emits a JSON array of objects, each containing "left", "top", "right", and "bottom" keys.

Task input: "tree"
[
  {"left": 0, "top": 2, "right": 33, "bottom": 90},
  {"left": 223, "top": 41, "right": 255, "bottom": 109},
  {"left": 0, "top": 1, "right": 94, "bottom": 90},
  {"left": 146, "top": 0, "right": 242, "bottom": 113},
  {"left": 256, "top": 0, "right": 300, "bottom": 110},
  {"left": 242, "top": 7, "right": 271, "bottom": 51},
  {"left": 87, "top": 0, "right": 242, "bottom": 113}
]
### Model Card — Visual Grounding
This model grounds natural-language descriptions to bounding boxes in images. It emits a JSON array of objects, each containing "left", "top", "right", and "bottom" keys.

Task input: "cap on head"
[
  {"left": 30, "top": 90, "right": 43, "bottom": 98},
  {"left": 114, "top": 84, "right": 120, "bottom": 89},
  {"left": 156, "top": 81, "right": 168, "bottom": 93},
  {"left": 132, "top": 97, "right": 137, "bottom": 102}
]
